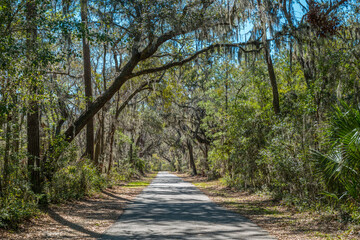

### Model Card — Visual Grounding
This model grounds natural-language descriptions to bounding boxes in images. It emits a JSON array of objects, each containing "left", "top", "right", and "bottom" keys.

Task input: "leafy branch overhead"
[{"left": 1, "top": 0, "right": 360, "bottom": 233}]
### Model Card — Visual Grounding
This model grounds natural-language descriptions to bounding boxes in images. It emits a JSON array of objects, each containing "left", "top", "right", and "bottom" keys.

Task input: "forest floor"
[
  {"left": 0, "top": 173, "right": 157, "bottom": 240},
  {"left": 177, "top": 173, "right": 360, "bottom": 240}
]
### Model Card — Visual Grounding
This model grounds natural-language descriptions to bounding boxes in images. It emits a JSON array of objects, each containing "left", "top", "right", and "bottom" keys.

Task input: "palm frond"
[
  {"left": 330, "top": 102, "right": 360, "bottom": 146},
  {"left": 312, "top": 102, "right": 360, "bottom": 200},
  {"left": 312, "top": 148, "right": 346, "bottom": 187}
]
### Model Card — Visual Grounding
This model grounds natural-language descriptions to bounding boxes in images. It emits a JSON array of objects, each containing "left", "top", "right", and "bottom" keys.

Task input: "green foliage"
[
  {"left": 313, "top": 102, "right": 360, "bottom": 203},
  {"left": 0, "top": 181, "right": 38, "bottom": 229},
  {"left": 134, "top": 157, "right": 146, "bottom": 174},
  {"left": 0, "top": 0, "right": 358, "bottom": 231},
  {"left": 200, "top": 50, "right": 326, "bottom": 206},
  {"left": 46, "top": 159, "right": 106, "bottom": 203},
  {"left": 116, "top": 156, "right": 147, "bottom": 181}
]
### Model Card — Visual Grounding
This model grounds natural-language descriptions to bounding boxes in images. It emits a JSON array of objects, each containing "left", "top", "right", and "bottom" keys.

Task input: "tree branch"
[
  {"left": 133, "top": 42, "right": 262, "bottom": 77},
  {"left": 325, "top": 0, "right": 349, "bottom": 15},
  {"left": 46, "top": 71, "right": 83, "bottom": 79}
]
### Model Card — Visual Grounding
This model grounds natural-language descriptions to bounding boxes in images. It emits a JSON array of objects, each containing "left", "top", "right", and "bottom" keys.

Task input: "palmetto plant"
[{"left": 312, "top": 102, "right": 360, "bottom": 202}]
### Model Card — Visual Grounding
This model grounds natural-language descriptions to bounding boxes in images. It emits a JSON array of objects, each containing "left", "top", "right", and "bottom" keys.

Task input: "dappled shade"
[{"left": 101, "top": 172, "right": 274, "bottom": 240}]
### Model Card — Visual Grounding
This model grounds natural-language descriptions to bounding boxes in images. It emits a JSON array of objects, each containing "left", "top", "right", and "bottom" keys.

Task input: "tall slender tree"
[
  {"left": 80, "top": 0, "right": 94, "bottom": 161},
  {"left": 26, "top": 0, "right": 41, "bottom": 194},
  {"left": 257, "top": 0, "right": 280, "bottom": 115}
]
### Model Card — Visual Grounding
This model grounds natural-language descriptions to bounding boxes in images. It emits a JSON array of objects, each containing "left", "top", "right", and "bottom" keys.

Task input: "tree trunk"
[
  {"left": 257, "top": 0, "right": 280, "bottom": 115},
  {"left": 129, "top": 135, "right": 134, "bottom": 166},
  {"left": 62, "top": 0, "right": 71, "bottom": 61},
  {"left": 94, "top": 123, "right": 102, "bottom": 166},
  {"left": 26, "top": 0, "right": 41, "bottom": 194},
  {"left": 264, "top": 45, "right": 280, "bottom": 115},
  {"left": 186, "top": 139, "right": 197, "bottom": 175},
  {"left": 27, "top": 96, "right": 41, "bottom": 194},
  {"left": 81, "top": 0, "right": 94, "bottom": 161},
  {"left": 204, "top": 144, "right": 210, "bottom": 171},
  {"left": 99, "top": 44, "right": 107, "bottom": 164},
  {"left": 12, "top": 95, "right": 20, "bottom": 153},
  {"left": 59, "top": 20, "right": 213, "bottom": 148},
  {"left": 2, "top": 115, "right": 11, "bottom": 193},
  {"left": 107, "top": 125, "right": 115, "bottom": 174}
]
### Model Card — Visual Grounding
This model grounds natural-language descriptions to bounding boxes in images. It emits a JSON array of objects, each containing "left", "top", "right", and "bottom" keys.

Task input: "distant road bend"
[{"left": 101, "top": 171, "right": 276, "bottom": 240}]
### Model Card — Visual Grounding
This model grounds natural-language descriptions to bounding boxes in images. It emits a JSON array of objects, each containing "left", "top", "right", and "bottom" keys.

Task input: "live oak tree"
[
  {"left": 1, "top": 0, "right": 360, "bottom": 229},
  {"left": 61, "top": 0, "right": 242, "bottom": 145}
]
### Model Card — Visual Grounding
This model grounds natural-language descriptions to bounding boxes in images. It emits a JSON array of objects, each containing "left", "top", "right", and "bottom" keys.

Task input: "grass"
[
  {"left": 124, "top": 181, "right": 151, "bottom": 188},
  {"left": 124, "top": 172, "right": 157, "bottom": 188}
]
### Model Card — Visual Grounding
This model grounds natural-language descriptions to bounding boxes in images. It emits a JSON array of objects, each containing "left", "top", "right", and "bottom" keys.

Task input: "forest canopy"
[{"left": 1, "top": 0, "right": 360, "bottom": 228}]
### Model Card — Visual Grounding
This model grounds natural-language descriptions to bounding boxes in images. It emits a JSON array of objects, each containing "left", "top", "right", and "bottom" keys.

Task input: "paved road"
[{"left": 101, "top": 171, "right": 275, "bottom": 240}]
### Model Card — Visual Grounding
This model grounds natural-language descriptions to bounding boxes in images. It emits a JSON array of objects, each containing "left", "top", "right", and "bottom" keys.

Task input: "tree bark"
[
  {"left": 264, "top": 44, "right": 280, "bottom": 115},
  {"left": 81, "top": 0, "right": 94, "bottom": 161},
  {"left": 100, "top": 44, "right": 107, "bottom": 163},
  {"left": 203, "top": 144, "right": 210, "bottom": 171},
  {"left": 12, "top": 95, "right": 20, "bottom": 154},
  {"left": 62, "top": 0, "right": 71, "bottom": 60},
  {"left": 186, "top": 139, "right": 197, "bottom": 176},
  {"left": 107, "top": 126, "right": 115, "bottom": 174},
  {"left": 2, "top": 115, "right": 11, "bottom": 194},
  {"left": 26, "top": 0, "right": 41, "bottom": 194},
  {"left": 257, "top": 0, "right": 280, "bottom": 115},
  {"left": 129, "top": 136, "right": 134, "bottom": 166},
  {"left": 94, "top": 123, "right": 102, "bottom": 167}
]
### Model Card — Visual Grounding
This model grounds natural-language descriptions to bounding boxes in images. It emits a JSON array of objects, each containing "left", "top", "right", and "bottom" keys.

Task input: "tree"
[
  {"left": 59, "top": 1, "right": 240, "bottom": 147},
  {"left": 26, "top": 0, "right": 41, "bottom": 194},
  {"left": 80, "top": 0, "right": 94, "bottom": 161},
  {"left": 2, "top": 0, "right": 360, "bottom": 229}
]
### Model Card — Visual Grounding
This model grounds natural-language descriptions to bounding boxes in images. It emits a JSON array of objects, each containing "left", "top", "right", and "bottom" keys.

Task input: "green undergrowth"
[
  {"left": 0, "top": 185, "right": 39, "bottom": 229},
  {"left": 191, "top": 176, "right": 360, "bottom": 239},
  {"left": 201, "top": 175, "right": 360, "bottom": 226},
  {"left": 0, "top": 163, "right": 156, "bottom": 230},
  {"left": 46, "top": 159, "right": 107, "bottom": 203},
  {"left": 193, "top": 179, "right": 280, "bottom": 216}
]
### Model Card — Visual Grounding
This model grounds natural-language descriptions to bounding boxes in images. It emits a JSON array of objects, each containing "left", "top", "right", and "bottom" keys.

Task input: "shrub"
[
  {"left": 313, "top": 102, "right": 360, "bottom": 203},
  {"left": 46, "top": 159, "right": 106, "bottom": 203},
  {"left": 0, "top": 181, "right": 38, "bottom": 229}
]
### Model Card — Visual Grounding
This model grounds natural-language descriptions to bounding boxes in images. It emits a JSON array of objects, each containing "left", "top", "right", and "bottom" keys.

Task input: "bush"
[
  {"left": 0, "top": 181, "right": 38, "bottom": 229},
  {"left": 46, "top": 159, "right": 106, "bottom": 203}
]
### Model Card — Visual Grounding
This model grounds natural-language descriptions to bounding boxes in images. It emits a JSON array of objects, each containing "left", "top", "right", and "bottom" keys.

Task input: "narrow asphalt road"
[{"left": 101, "top": 171, "right": 276, "bottom": 240}]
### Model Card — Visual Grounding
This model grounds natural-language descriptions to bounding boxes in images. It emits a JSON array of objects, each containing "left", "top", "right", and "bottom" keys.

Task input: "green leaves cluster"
[{"left": 313, "top": 103, "right": 360, "bottom": 202}]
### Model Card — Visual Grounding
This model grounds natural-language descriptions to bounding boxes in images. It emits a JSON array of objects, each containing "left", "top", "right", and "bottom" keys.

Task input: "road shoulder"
[
  {"left": 0, "top": 173, "right": 157, "bottom": 240},
  {"left": 176, "top": 173, "right": 360, "bottom": 240}
]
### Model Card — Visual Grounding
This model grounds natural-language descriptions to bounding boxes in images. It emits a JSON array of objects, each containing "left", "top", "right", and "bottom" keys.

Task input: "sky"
[{"left": 236, "top": 0, "right": 308, "bottom": 43}]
